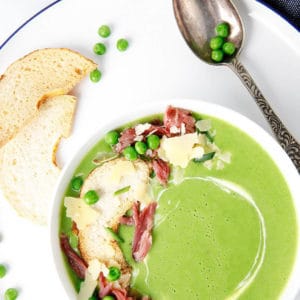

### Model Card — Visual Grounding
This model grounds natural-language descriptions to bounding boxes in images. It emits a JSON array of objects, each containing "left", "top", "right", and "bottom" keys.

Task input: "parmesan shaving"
[{"left": 64, "top": 197, "right": 99, "bottom": 230}]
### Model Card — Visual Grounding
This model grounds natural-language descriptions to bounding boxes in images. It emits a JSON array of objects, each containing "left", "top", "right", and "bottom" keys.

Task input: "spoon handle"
[{"left": 229, "top": 57, "right": 300, "bottom": 173}]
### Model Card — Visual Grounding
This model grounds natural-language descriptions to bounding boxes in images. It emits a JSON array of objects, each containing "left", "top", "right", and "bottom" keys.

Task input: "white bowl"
[{"left": 50, "top": 99, "right": 300, "bottom": 299}]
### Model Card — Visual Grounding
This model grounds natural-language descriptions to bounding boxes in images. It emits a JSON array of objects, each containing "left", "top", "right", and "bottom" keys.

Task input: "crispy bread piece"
[
  {"left": 78, "top": 158, "right": 150, "bottom": 288},
  {"left": 0, "top": 95, "right": 76, "bottom": 224},
  {"left": 0, "top": 48, "right": 96, "bottom": 147}
]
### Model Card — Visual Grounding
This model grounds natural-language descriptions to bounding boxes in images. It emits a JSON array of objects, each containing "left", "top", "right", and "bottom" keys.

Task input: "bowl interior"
[{"left": 50, "top": 98, "right": 300, "bottom": 299}]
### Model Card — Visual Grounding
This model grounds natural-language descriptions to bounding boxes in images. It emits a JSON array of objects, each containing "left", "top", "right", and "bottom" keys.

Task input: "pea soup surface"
[{"left": 60, "top": 113, "right": 297, "bottom": 299}]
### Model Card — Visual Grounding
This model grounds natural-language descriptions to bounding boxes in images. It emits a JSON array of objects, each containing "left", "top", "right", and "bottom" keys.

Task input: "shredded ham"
[
  {"left": 119, "top": 215, "right": 134, "bottom": 226},
  {"left": 132, "top": 202, "right": 157, "bottom": 262},
  {"left": 115, "top": 128, "right": 136, "bottom": 152},
  {"left": 60, "top": 234, "right": 87, "bottom": 280},
  {"left": 164, "top": 106, "right": 196, "bottom": 134},
  {"left": 152, "top": 159, "right": 170, "bottom": 186},
  {"left": 99, "top": 272, "right": 134, "bottom": 300}
]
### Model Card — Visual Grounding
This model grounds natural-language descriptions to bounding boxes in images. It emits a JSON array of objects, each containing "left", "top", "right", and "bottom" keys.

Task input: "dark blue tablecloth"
[{"left": 258, "top": 0, "right": 300, "bottom": 30}]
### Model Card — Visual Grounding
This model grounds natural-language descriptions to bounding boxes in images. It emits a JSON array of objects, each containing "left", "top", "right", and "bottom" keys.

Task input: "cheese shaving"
[{"left": 64, "top": 197, "right": 99, "bottom": 230}]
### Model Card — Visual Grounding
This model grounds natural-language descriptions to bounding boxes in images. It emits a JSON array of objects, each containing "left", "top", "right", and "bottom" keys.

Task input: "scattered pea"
[
  {"left": 211, "top": 49, "right": 224, "bottom": 62},
  {"left": 105, "top": 131, "right": 120, "bottom": 146},
  {"left": 123, "top": 146, "right": 138, "bottom": 161},
  {"left": 84, "top": 190, "right": 100, "bottom": 205},
  {"left": 93, "top": 43, "right": 106, "bottom": 55},
  {"left": 147, "top": 135, "right": 160, "bottom": 150},
  {"left": 107, "top": 266, "right": 121, "bottom": 282},
  {"left": 98, "top": 25, "right": 111, "bottom": 38},
  {"left": 4, "top": 288, "right": 18, "bottom": 300},
  {"left": 209, "top": 36, "right": 224, "bottom": 50},
  {"left": 0, "top": 264, "right": 7, "bottom": 278},
  {"left": 71, "top": 176, "right": 83, "bottom": 192},
  {"left": 90, "top": 69, "right": 102, "bottom": 83},
  {"left": 116, "top": 38, "right": 129, "bottom": 52},
  {"left": 222, "top": 41, "right": 236, "bottom": 55},
  {"left": 215, "top": 22, "right": 230, "bottom": 38},
  {"left": 135, "top": 141, "right": 148, "bottom": 155}
]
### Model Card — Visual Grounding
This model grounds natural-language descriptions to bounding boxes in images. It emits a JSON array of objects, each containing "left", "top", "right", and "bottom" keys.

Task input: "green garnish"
[
  {"left": 147, "top": 134, "right": 160, "bottom": 150},
  {"left": 222, "top": 42, "right": 236, "bottom": 55},
  {"left": 98, "top": 25, "right": 111, "bottom": 38},
  {"left": 211, "top": 49, "right": 224, "bottom": 62},
  {"left": 71, "top": 176, "right": 83, "bottom": 192},
  {"left": 102, "top": 296, "right": 115, "bottom": 300},
  {"left": 135, "top": 141, "right": 148, "bottom": 155},
  {"left": 215, "top": 22, "right": 230, "bottom": 38},
  {"left": 204, "top": 131, "right": 214, "bottom": 143},
  {"left": 69, "top": 232, "right": 79, "bottom": 249},
  {"left": 209, "top": 36, "right": 224, "bottom": 50},
  {"left": 123, "top": 146, "right": 138, "bottom": 161},
  {"left": 0, "top": 264, "right": 7, "bottom": 278},
  {"left": 105, "top": 131, "right": 120, "bottom": 146},
  {"left": 116, "top": 38, "right": 129, "bottom": 51},
  {"left": 105, "top": 227, "right": 124, "bottom": 243},
  {"left": 193, "top": 152, "right": 216, "bottom": 163},
  {"left": 114, "top": 185, "right": 131, "bottom": 196},
  {"left": 93, "top": 42, "right": 106, "bottom": 55},
  {"left": 4, "top": 288, "right": 18, "bottom": 300},
  {"left": 90, "top": 68, "right": 102, "bottom": 83},
  {"left": 107, "top": 266, "right": 121, "bottom": 281},
  {"left": 84, "top": 190, "right": 100, "bottom": 205}
]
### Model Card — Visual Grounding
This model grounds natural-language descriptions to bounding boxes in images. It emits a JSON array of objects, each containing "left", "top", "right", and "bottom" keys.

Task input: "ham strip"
[
  {"left": 164, "top": 105, "right": 196, "bottom": 134},
  {"left": 60, "top": 234, "right": 87, "bottom": 279},
  {"left": 132, "top": 202, "right": 157, "bottom": 262},
  {"left": 115, "top": 128, "right": 136, "bottom": 152},
  {"left": 99, "top": 272, "right": 134, "bottom": 300},
  {"left": 152, "top": 158, "right": 170, "bottom": 186}
]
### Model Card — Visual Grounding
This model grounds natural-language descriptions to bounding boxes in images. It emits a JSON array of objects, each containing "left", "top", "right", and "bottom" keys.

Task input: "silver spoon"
[{"left": 173, "top": 0, "right": 300, "bottom": 173}]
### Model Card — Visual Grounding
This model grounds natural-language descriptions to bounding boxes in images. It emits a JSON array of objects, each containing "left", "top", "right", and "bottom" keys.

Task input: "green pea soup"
[{"left": 59, "top": 112, "right": 298, "bottom": 299}]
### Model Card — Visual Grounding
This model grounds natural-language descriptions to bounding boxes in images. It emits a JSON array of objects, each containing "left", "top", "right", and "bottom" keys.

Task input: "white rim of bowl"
[{"left": 49, "top": 98, "right": 300, "bottom": 299}]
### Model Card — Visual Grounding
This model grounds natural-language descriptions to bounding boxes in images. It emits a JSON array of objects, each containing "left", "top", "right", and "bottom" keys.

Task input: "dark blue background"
[{"left": 258, "top": 0, "right": 300, "bottom": 30}]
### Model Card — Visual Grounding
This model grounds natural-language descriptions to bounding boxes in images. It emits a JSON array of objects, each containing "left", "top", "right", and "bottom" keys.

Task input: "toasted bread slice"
[
  {"left": 0, "top": 95, "right": 76, "bottom": 224},
  {"left": 78, "top": 158, "right": 150, "bottom": 288},
  {"left": 0, "top": 48, "right": 96, "bottom": 147}
]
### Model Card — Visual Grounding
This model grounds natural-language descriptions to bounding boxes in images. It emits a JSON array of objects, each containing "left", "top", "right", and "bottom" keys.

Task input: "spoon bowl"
[
  {"left": 173, "top": 0, "right": 300, "bottom": 172},
  {"left": 173, "top": 0, "right": 244, "bottom": 64}
]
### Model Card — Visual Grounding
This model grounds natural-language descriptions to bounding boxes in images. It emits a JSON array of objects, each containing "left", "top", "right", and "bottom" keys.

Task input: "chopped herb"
[
  {"left": 193, "top": 152, "right": 216, "bottom": 163},
  {"left": 114, "top": 185, "right": 131, "bottom": 196},
  {"left": 150, "top": 170, "right": 156, "bottom": 178},
  {"left": 0, "top": 264, "right": 7, "bottom": 278},
  {"left": 69, "top": 232, "right": 79, "bottom": 249},
  {"left": 204, "top": 131, "right": 214, "bottom": 143},
  {"left": 105, "top": 227, "right": 124, "bottom": 243}
]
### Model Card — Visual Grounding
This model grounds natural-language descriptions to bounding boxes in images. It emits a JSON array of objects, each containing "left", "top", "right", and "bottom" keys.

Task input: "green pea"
[
  {"left": 147, "top": 135, "right": 160, "bottom": 150},
  {"left": 0, "top": 264, "right": 7, "bottom": 278},
  {"left": 222, "top": 42, "right": 236, "bottom": 55},
  {"left": 105, "top": 131, "right": 120, "bottom": 146},
  {"left": 107, "top": 266, "right": 121, "bottom": 282},
  {"left": 90, "top": 69, "right": 102, "bottom": 83},
  {"left": 116, "top": 39, "right": 129, "bottom": 52},
  {"left": 123, "top": 146, "right": 138, "bottom": 161},
  {"left": 211, "top": 49, "right": 224, "bottom": 62},
  {"left": 98, "top": 25, "right": 111, "bottom": 38},
  {"left": 4, "top": 288, "right": 18, "bottom": 300},
  {"left": 71, "top": 176, "right": 83, "bottom": 192},
  {"left": 93, "top": 43, "right": 106, "bottom": 55},
  {"left": 215, "top": 22, "right": 230, "bottom": 38},
  {"left": 209, "top": 36, "right": 224, "bottom": 50},
  {"left": 102, "top": 296, "right": 115, "bottom": 300},
  {"left": 134, "top": 141, "right": 148, "bottom": 155},
  {"left": 84, "top": 190, "right": 100, "bottom": 205}
]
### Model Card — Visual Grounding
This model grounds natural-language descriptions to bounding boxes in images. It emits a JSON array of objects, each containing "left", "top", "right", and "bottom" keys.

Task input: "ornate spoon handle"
[{"left": 229, "top": 57, "right": 300, "bottom": 173}]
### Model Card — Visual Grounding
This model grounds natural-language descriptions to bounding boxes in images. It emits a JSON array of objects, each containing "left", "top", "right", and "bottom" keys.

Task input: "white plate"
[{"left": 0, "top": 0, "right": 299, "bottom": 299}]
